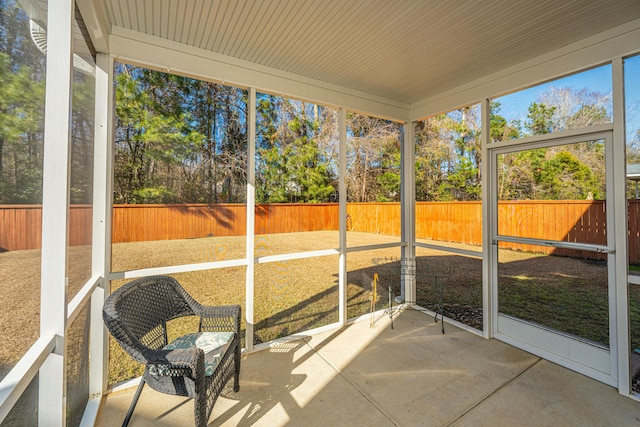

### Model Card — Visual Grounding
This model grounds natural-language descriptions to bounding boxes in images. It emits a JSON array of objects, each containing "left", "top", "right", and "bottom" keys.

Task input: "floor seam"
[
  {"left": 304, "top": 340, "right": 401, "bottom": 427},
  {"left": 445, "top": 357, "right": 542, "bottom": 426}
]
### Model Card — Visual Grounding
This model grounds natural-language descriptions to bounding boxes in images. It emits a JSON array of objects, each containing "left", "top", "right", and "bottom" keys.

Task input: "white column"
[
  {"left": 401, "top": 121, "right": 416, "bottom": 304},
  {"left": 612, "top": 57, "right": 630, "bottom": 395},
  {"left": 89, "top": 53, "right": 114, "bottom": 401},
  {"left": 339, "top": 107, "right": 348, "bottom": 324},
  {"left": 39, "top": 0, "right": 74, "bottom": 424},
  {"left": 481, "top": 98, "right": 493, "bottom": 338},
  {"left": 246, "top": 88, "right": 256, "bottom": 350}
]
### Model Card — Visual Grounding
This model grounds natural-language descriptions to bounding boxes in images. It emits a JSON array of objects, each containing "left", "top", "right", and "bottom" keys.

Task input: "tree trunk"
[
  {"left": 211, "top": 86, "right": 218, "bottom": 204},
  {"left": 0, "top": 136, "right": 4, "bottom": 178}
]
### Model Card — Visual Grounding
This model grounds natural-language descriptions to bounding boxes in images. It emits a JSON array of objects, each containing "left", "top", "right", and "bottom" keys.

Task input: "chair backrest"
[{"left": 103, "top": 276, "right": 196, "bottom": 363}]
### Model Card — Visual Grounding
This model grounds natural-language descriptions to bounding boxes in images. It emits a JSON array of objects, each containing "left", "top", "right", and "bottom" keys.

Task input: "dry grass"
[
  {"left": 106, "top": 231, "right": 403, "bottom": 384},
  {"left": 0, "top": 245, "right": 92, "bottom": 424},
  {"left": 0, "top": 231, "right": 619, "bottom": 388},
  {"left": 0, "top": 245, "right": 92, "bottom": 378}
]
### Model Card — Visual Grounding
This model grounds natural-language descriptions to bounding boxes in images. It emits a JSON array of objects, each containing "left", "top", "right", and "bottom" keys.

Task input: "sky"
[
  {"left": 493, "top": 60, "right": 640, "bottom": 143},
  {"left": 625, "top": 55, "right": 640, "bottom": 143}
]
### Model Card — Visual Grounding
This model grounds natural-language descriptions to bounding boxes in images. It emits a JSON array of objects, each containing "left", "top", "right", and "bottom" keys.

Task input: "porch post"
[
  {"left": 481, "top": 98, "right": 493, "bottom": 338},
  {"left": 401, "top": 121, "right": 416, "bottom": 304},
  {"left": 246, "top": 88, "right": 256, "bottom": 350},
  {"left": 39, "top": 0, "right": 74, "bottom": 424},
  {"left": 339, "top": 107, "right": 348, "bottom": 324},
  {"left": 89, "top": 53, "right": 114, "bottom": 405},
  {"left": 612, "top": 57, "right": 630, "bottom": 395}
]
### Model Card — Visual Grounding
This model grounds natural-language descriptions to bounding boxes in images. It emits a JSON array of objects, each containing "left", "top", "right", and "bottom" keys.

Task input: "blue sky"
[
  {"left": 493, "top": 60, "right": 640, "bottom": 143},
  {"left": 625, "top": 55, "right": 640, "bottom": 143}
]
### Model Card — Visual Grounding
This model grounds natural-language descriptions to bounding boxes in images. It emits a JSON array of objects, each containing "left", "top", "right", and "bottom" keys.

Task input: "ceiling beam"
[
  {"left": 109, "top": 26, "right": 411, "bottom": 122},
  {"left": 76, "top": 0, "right": 110, "bottom": 53}
]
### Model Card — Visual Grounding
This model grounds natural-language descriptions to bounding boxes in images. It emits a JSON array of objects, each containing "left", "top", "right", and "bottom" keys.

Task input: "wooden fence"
[
  {"left": 112, "top": 204, "right": 247, "bottom": 242},
  {"left": 2, "top": 200, "right": 638, "bottom": 263}
]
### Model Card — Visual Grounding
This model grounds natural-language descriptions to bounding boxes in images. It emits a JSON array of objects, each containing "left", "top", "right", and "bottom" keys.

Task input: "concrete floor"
[{"left": 96, "top": 309, "right": 640, "bottom": 426}]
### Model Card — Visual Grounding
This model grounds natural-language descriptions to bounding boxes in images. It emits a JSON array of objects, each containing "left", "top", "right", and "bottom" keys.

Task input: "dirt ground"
[{"left": 0, "top": 231, "right": 617, "bottom": 386}]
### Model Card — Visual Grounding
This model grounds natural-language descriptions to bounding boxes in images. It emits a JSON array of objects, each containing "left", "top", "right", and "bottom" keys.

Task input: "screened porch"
[{"left": 2, "top": 1, "right": 640, "bottom": 426}]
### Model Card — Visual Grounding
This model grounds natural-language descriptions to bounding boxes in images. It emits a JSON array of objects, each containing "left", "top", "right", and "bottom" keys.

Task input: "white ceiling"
[{"left": 99, "top": 0, "right": 640, "bottom": 105}]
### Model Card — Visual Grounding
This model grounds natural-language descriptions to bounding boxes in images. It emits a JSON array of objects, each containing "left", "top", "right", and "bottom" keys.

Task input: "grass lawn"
[{"left": 0, "top": 231, "right": 633, "bottom": 389}]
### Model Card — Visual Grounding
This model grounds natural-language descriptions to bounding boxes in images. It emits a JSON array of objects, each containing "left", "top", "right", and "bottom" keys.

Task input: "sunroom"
[{"left": 2, "top": 0, "right": 640, "bottom": 425}]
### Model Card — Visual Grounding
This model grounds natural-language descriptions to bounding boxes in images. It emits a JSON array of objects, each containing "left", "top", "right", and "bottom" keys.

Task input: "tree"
[
  {"left": 490, "top": 101, "right": 520, "bottom": 143},
  {"left": 375, "top": 138, "right": 401, "bottom": 201},
  {"left": 114, "top": 66, "right": 199, "bottom": 203},
  {"left": 538, "top": 86, "right": 610, "bottom": 131},
  {"left": 498, "top": 141, "right": 606, "bottom": 201},
  {"left": 112, "top": 64, "right": 249, "bottom": 204},
  {"left": 70, "top": 70, "right": 96, "bottom": 204},
  {"left": 438, "top": 157, "right": 480, "bottom": 200},
  {"left": 538, "top": 150, "right": 602, "bottom": 200},
  {"left": 415, "top": 105, "right": 483, "bottom": 201},
  {"left": 500, "top": 87, "right": 611, "bottom": 200},
  {"left": 255, "top": 95, "right": 335, "bottom": 203},
  {"left": 525, "top": 102, "right": 556, "bottom": 135},
  {"left": 346, "top": 113, "right": 401, "bottom": 202},
  {"left": 0, "top": 0, "right": 47, "bottom": 203},
  {"left": 176, "top": 78, "right": 247, "bottom": 203},
  {"left": 415, "top": 115, "right": 453, "bottom": 201}
]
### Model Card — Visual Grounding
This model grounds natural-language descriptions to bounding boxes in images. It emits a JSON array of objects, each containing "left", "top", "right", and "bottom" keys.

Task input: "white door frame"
[{"left": 487, "top": 125, "right": 618, "bottom": 387}]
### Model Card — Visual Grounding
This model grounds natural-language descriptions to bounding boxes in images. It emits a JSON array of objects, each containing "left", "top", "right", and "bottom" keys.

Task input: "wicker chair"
[{"left": 102, "top": 275, "right": 241, "bottom": 427}]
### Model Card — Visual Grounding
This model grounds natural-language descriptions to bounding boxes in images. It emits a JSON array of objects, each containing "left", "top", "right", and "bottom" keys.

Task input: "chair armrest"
[{"left": 196, "top": 304, "right": 241, "bottom": 334}]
